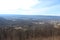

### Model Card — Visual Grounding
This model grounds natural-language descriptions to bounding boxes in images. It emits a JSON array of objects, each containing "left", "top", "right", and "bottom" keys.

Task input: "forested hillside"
[{"left": 0, "top": 15, "right": 60, "bottom": 40}]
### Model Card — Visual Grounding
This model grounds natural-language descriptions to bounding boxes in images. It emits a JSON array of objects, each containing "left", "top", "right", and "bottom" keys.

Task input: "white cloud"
[
  {"left": 0, "top": 0, "right": 60, "bottom": 16},
  {"left": 0, "top": 0, "right": 39, "bottom": 11},
  {"left": 15, "top": 7, "right": 50, "bottom": 15}
]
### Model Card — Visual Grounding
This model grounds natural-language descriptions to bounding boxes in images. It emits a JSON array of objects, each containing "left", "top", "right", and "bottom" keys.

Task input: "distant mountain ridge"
[{"left": 0, "top": 14, "right": 60, "bottom": 21}]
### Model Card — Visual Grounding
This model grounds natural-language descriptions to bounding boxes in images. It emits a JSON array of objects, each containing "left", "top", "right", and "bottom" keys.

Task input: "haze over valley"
[{"left": 0, "top": 15, "right": 60, "bottom": 40}]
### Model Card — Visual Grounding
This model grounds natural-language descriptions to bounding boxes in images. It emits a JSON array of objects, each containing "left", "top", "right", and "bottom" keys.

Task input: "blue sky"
[{"left": 0, "top": 0, "right": 60, "bottom": 15}]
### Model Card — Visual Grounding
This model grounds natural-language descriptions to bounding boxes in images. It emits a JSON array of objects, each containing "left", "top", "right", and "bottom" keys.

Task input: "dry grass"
[{"left": 26, "top": 36, "right": 60, "bottom": 40}]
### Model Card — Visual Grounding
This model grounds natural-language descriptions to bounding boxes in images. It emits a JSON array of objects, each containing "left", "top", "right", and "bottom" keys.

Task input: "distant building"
[
  {"left": 54, "top": 23, "right": 60, "bottom": 28},
  {"left": 14, "top": 27, "right": 23, "bottom": 30},
  {"left": 14, "top": 27, "right": 27, "bottom": 31},
  {"left": 33, "top": 22, "right": 44, "bottom": 24}
]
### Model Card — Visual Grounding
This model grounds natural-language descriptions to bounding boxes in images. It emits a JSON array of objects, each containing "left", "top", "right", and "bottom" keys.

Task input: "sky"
[{"left": 0, "top": 0, "right": 60, "bottom": 15}]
